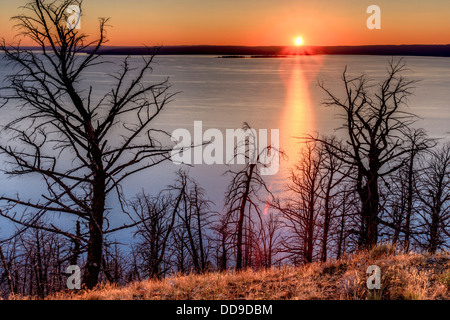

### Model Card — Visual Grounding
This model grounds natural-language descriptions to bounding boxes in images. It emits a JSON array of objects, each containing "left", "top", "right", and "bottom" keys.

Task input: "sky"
[{"left": 0, "top": 0, "right": 449, "bottom": 46}]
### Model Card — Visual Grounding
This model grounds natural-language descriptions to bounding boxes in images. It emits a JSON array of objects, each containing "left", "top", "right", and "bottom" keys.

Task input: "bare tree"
[
  {"left": 335, "top": 186, "right": 359, "bottom": 259},
  {"left": 223, "top": 155, "right": 275, "bottom": 268},
  {"left": 183, "top": 172, "right": 215, "bottom": 272},
  {"left": 384, "top": 128, "right": 434, "bottom": 251},
  {"left": 319, "top": 137, "right": 348, "bottom": 262},
  {"left": 0, "top": 244, "right": 16, "bottom": 295},
  {"left": 102, "top": 243, "right": 127, "bottom": 285},
  {"left": 171, "top": 170, "right": 215, "bottom": 274},
  {"left": 0, "top": 0, "right": 175, "bottom": 288},
  {"left": 132, "top": 170, "right": 214, "bottom": 277},
  {"left": 416, "top": 142, "right": 450, "bottom": 253},
  {"left": 0, "top": 226, "right": 71, "bottom": 298},
  {"left": 212, "top": 216, "right": 232, "bottom": 271},
  {"left": 251, "top": 211, "right": 282, "bottom": 269},
  {"left": 277, "top": 139, "right": 324, "bottom": 264},
  {"left": 223, "top": 123, "right": 279, "bottom": 270},
  {"left": 132, "top": 189, "right": 183, "bottom": 279},
  {"left": 311, "top": 59, "right": 417, "bottom": 249}
]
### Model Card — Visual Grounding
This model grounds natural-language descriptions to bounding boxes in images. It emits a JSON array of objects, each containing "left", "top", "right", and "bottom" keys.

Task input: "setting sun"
[{"left": 295, "top": 37, "right": 304, "bottom": 46}]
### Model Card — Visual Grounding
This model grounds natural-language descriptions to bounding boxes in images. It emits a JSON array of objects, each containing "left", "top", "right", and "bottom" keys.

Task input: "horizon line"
[{"left": 4, "top": 44, "right": 450, "bottom": 58}]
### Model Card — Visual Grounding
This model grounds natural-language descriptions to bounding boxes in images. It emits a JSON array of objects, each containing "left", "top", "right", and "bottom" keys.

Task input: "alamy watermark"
[
  {"left": 66, "top": 265, "right": 81, "bottom": 290},
  {"left": 366, "top": 265, "right": 381, "bottom": 290},
  {"left": 170, "top": 121, "right": 280, "bottom": 176},
  {"left": 367, "top": 5, "right": 381, "bottom": 30}
]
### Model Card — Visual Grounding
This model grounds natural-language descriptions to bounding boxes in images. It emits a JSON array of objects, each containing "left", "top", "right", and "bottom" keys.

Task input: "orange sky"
[{"left": 1, "top": 0, "right": 449, "bottom": 46}]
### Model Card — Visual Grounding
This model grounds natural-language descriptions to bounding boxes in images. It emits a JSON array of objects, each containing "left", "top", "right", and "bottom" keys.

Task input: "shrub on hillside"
[{"left": 370, "top": 244, "right": 396, "bottom": 260}]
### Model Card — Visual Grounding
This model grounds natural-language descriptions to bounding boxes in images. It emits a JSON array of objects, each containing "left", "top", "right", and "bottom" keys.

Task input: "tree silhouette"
[
  {"left": 0, "top": 0, "right": 175, "bottom": 288},
  {"left": 417, "top": 143, "right": 450, "bottom": 253},
  {"left": 310, "top": 59, "right": 417, "bottom": 249}
]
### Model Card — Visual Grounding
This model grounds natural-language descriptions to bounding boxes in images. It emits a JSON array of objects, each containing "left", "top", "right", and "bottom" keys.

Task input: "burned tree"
[
  {"left": 0, "top": 227, "right": 71, "bottom": 298},
  {"left": 318, "top": 137, "right": 348, "bottom": 262},
  {"left": 168, "top": 171, "right": 214, "bottom": 274},
  {"left": 251, "top": 211, "right": 281, "bottom": 269},
  {"left": 132, "top": 170, "right": 214, "bottom": 277},
  {"left": 213, "top": 216, "right": 232, "bottom": 271},
  {"left": 312, "top": 59, "right": 417, "bottom": 249},
  {"left": 131, "top": 192, "right": 179, "bottom": 279},
  {"left": 416, "top": 143, "right": 450, "bottom": 253},
  {"left": 223, "top": 123, "right": 279, "bottom": 270},
  {"left": 384, "top": 128, "right": 434, "bottom": 251},
  {"left": 278, "top": 139, "right": 324, "bottom": 264},
  {"left": 0, "top": 0, "right": 175, "bottom": 288},
  {"left": 178, "top": 172, "right": 215, "bottom": 273}
]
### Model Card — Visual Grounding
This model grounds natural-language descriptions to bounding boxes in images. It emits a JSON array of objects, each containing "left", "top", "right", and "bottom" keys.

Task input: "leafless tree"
[
  {"left": 223, "top": 130, "right": 278, "bottom": 269},
  {"left": 416, "top": 142, "right": 450, "bottom": 253},
  {"left": 212, "top": 216, "right": 232, "bottom": 271},
  {"left": 132, "top": 170, "right": 214, "bottom": 277},
  {"left": 132, "top": 189, "right": 183, "bottom": 279},
  {"left": 0, "top": 243, "right": 16, "bottom": 296},
  {"left": 335, "top": 186, "right": 359, "bottom": 259},
  {"left": 384, "top": 128, "right": 435, "bottom": 251},
  {"left": 171, "top": 171, "right": 215, "bottom": 274},
  {"left": 310, "top": 59, "right": 417, "bottom": 249},
  {"left": 318, "top": 136, "right": 348, "bottom": 262},
  {"left": 0, "top": 0, "right": 176, "bottom": 288},
  {"left": 0, "top": 226, "right": 72, "bottom": 298},
  {"left": 102, "top": 243, "right": 127, "bottom": 285},
  {"left": 277, "top": 139, "right": 324, "bottom": 264},
  {"left": 251, "top": 211, "right": 282, "bottom": 269}
]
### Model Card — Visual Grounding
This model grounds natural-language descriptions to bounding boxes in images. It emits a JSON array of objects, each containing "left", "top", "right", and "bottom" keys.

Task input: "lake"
[{"left": 1, "top": 54, "right": 450, "bottom": 245}]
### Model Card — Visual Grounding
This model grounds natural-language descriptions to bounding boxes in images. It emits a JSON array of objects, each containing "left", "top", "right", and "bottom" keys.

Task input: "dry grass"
[{"left": 10, "top": 248, "right": 450, "bottom": 300}]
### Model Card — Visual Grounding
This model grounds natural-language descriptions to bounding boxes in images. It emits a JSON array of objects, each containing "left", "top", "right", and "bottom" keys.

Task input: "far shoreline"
[
  {"left": 90, "top": 44, "right": 450, "bottom": 57},
  {"left": 1, "top": 44, "right": 450, "bottom": 58}
]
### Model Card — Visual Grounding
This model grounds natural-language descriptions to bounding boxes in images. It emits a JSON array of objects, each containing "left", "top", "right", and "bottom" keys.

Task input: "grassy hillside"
[{"left": 12, "top": 246, "right": 450, "bottom": 300}]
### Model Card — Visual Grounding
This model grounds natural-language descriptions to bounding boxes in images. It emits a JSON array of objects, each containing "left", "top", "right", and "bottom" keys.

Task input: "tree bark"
[
  {"left": 84, "top": 164, "right": 106, "bottom": 289},
  {"left": 236, "top": 164, "right": 256, "bottom": 270}
]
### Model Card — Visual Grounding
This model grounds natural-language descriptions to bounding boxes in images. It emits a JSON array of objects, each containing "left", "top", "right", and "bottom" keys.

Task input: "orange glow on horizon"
[{"left": 1, "top": 1, "right": 450, "bottom": 47}]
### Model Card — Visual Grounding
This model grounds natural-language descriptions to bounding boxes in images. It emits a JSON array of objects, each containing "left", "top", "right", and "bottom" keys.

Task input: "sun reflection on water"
[{"left": 279, "top": 56, "right": 316, "bottom": 177}]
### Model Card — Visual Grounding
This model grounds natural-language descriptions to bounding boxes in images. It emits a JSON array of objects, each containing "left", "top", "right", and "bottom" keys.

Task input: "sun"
[{"left": 295, "top": 37, "right": 304, "bottom": 46}]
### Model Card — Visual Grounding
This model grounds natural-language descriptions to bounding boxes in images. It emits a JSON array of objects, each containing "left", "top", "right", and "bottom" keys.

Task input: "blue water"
[{"left": 1, "top": 54, "right": 450, "bottom": 246}]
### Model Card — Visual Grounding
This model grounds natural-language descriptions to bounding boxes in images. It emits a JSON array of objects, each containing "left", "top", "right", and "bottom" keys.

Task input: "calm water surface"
[{"left": 1, "top": 54, "right": 450, "bottom": 243}]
